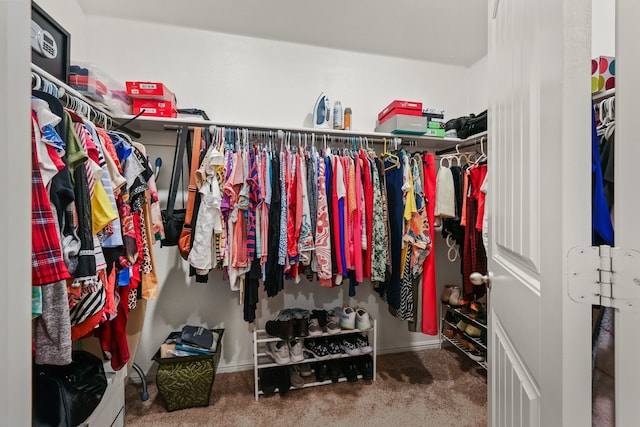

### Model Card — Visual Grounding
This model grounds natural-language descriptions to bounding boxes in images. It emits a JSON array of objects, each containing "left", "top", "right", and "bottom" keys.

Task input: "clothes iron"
[{"left": 313, "top": 92, "right": 331, "bottom": 129}]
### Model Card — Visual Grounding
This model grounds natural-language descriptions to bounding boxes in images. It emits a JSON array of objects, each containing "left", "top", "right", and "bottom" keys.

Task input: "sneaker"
[
  {"left": 292, "top": 318, "right": 309, "bottom": 338},
  {"left": 334, "top": 305, "right": 356, "bottom": 330},
  {"left": 259, "top": 368, "right": 277, "bottom": 395},
  {"left": 354, "top": 334, "right": 372, "bottom": 354},
  {"left": 303, "top": 338, "right": 330, "bottom": 360},
  {"left": 265, "top": 341, "right": 290, "bottom": 365},
  {"left": 354, "top": 307, "right": 372, "bottom": 330},
  {"left": 356, "top": 355, "right": 374, "bottom": 380},
  {"left": 314, "top": 362, "right": 328, "bottom": 382},
  {"left": 328, "top": 359, "right": 344, "bottom": 383},
  {"left": 289, "top": 339, "right": 304, "bottom": 362},
  {"left": 468, "top": 350, "right": 485, "bottom": 362},
  {"left": 325, "top": 337, "right": 343, "bottom": 358},
  {"left": 344, "top": 360, "right": 359, "bottom": 382},
  {"left": 308, "top": 318, "right": 323, "bottom": 337},
  {"left": 339, "top": 336, "right": 361, "bottom": 356},
  {"left": 311, "top": 309, "right": 328, "bottom": 328},
  {"left": 326, "top": 311, "right": 342, "bottom": 335}
]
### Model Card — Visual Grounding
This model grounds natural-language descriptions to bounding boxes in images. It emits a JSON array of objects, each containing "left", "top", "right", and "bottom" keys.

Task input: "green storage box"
[{"left": 152, "top": 329, "right": 224, "bottom": 412}]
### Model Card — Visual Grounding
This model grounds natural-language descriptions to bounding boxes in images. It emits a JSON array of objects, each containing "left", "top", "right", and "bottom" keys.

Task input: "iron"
[{"left": 313, "top": 92, "right": 331, "bottom": 129}]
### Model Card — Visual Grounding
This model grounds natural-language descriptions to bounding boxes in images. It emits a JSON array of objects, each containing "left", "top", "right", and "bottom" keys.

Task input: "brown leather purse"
[{"left": 178, "top": 127, "right": 202, "bottom": 260}]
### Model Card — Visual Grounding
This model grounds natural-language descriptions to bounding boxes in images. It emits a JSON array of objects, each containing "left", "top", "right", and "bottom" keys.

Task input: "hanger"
[{"left": 381, "top": 137, "right": 400, "bottom": 171}]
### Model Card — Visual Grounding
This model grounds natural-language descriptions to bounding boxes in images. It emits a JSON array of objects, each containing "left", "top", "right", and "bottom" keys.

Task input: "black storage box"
[{"left": 152, "top": 329, "right": 224, "bottom": 411}]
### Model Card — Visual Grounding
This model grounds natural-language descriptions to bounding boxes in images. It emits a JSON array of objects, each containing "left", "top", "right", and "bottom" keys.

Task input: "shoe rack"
[
  {"left": 440, "top": 303, "right": 487, "bottom": 370},
  {"left": 252, "top": 320, "right": 377, "bottom": 400}
]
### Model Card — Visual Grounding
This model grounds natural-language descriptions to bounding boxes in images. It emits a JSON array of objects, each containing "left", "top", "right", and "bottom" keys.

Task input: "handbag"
[
  {"left": 33, "top": 350, "right": 108, "bottom": 427},
  {"left": 457, "top": 110, "right": 487, "bottom": 139},
  {"left": 178, "top": 127, "right": 203, "bottom": 260},
  {"left": 161, "top": 126, "right": 191, "bottom": 247}
]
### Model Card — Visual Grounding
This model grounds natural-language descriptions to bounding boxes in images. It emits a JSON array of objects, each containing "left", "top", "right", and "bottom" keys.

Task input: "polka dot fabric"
[{"left": 592, "top": 56, "right": 615, "bottom": 93}]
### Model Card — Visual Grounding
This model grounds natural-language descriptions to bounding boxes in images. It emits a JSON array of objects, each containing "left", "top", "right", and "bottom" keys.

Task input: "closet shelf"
[
  {"left": 442, "top": 319, "right": 487, "bottom": 351},
  {"left": 254, "top": 327, "right": 371, "bottom": 344},
  {"left": 441, "top": 333, "right": 487, "bottom": 370},
  {"left": 114, "top": 114, "right": 488, "bottom": 150},
  {"left": 444, "top": 304, "right": 487, "bottom": 329},
  {"left": 258, "top": 375, "right": 370, "bottom": 396},
  {"left": 256, "top": 351, "right": 371, "bottom": 369}
]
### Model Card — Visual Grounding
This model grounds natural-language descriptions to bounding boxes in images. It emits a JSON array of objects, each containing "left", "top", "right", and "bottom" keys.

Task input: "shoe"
[
  {"left": 314, "top": 362, "right": 329, "bottom": 382},
  {"left": 326, "top": 311, "right": 342, "bottom": 335},
  {"left": 292, "top": 318, "right": 309, "bottom": 338},
  {"left": 265, "top": 319, "right": 295, "bottom": 341},
  {"left": 443, "top": 323, "right": 455, "bottom": 339},
  {"left": 465, "top": 324, "right": 482, "bottom": 338},
  {"left": 289, "top": 366, "right": 305, "bottom": 388},
  {"left": 328, "top": 359, "right": 344, "bottom": 383},
  {"left": 448, "top": 286, "right": 463, "bottom": 306},
  {"left": 354, "top": 334, "right": 372, "bottom": 354},
  {"left": 260, "top": 368, "right": 277, "bottom": 395},
  {"left": 441, "top": 284, "right": 456, "bottom": 302},
  {"left": 356, "top": 355, "right": 374, "bottom": 380},
  {"left": 334, "top": 305, "right": 356, "bottom": 330},
  {"left": 325, "top": 337, "right": 343, "bottom": 358},
  {"left": 311, "top": 309, "right": 328, "bottom": 328},
  {"left": 265, "top": 341, "right": 290, "bottom": 365},
  {"left": 297, "top": 362, "right": 313, "bottom": 377},
  {"left": 339, "top": 336, "right": 361, "bottom": 356},
  {"left": 289, "top": 339, "right": 304, "bottom": 362},
  {"left": 307, "top": 318, "right": 323, "bottom": 337},
  {"left": 354, "top": 307, "right": 372, "bottom": 330},
  {"left": 468, "top": 350, "right": 485, "bottom": 362},
  {"left": 274, "top": 366, "right": 291, "bottom": 395},
  {"left": 344, "top": 360, "right": 359, "bottom": 382},
  {"left": 456, "top": 319, "right": 468, "bottom": 331},
  {"left": 303, "top": 338, "right": 330, "bottom": 360}
]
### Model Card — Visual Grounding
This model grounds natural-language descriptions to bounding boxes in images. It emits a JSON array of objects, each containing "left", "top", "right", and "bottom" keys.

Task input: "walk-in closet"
[{"left": 4, "top": 0, "right": 638, "bottom": 426}]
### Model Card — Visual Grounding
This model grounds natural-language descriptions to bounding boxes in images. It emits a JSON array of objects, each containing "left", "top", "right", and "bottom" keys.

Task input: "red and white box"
[
  {"left": 377, "top": 100, "right": 422, "bottom": 122},
  {"left": 133, "top": 98, "right": 177, "bottom": 118},
  {"left": 126, "top": 81, "right": 175, "bottom": 100}
]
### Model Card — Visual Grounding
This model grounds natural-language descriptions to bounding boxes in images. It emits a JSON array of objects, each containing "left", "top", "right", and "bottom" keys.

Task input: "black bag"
[
  {"left": 33, "top": 350, "right": 108, "bottom": 427},
  {"left": 457, "top": 110, "right": 487, "bottom": 139},
  {"left": 161, "top": 126, "right": 192, "bottom": 247}
]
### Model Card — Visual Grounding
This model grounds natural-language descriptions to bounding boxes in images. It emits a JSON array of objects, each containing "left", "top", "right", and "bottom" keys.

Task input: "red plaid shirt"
[{"left": 32, "top": 112, "right": 70, "bottom": 285}]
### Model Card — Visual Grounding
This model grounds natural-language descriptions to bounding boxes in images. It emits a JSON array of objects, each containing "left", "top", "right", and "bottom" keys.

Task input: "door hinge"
[{"left": 568, "top": 245, "right": 640, "bottom": 311}]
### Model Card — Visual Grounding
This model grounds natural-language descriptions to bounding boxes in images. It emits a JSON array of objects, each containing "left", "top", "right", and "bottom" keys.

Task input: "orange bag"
[{"left": 178, "top": 127, "right": 202, "bottom": 260}]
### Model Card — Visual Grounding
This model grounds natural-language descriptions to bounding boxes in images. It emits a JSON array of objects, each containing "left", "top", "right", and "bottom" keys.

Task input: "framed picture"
[{"left": 31, "top": 2, "right": 70, "bottom": 83}]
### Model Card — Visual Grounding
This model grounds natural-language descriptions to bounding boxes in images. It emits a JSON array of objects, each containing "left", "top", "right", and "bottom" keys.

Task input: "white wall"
[
  {"left": 76, "top": 15, "right": 472, "bottom": 374},
  {"left": 466, "top": 56, "right": 489, "bottom": 114},
  {"left": 34, "top": 0, "right": 87, "bottom": 60},
  {"left": 592, "top": 0, "right": 615, "bottom": 57}
]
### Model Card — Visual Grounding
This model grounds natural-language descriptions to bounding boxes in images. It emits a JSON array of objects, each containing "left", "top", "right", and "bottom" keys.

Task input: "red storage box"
[
  {"left": 378, "top": 107, "right": 423, "bottom": 125},
  {"left": 126, "top": 81, "right": 175, "bottom": 100},
  {"left": 133, "top": 98, "right": 177, "bottom": 118},
  {"left": 378, "top": 100, "right": 422, "bottom": 122}
]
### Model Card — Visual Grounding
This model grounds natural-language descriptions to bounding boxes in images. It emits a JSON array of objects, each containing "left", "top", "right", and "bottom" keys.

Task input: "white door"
[
  {"left": 612, "top": 3, "right": 640, "bottom": 425},
  {"left": 488, "top": 0, "right": 593, "bottom": 425}
]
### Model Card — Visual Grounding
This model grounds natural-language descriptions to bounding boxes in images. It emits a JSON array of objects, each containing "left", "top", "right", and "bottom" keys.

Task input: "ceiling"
[{"left": 78, "top": 0, "right": 488, "bottom": 67}]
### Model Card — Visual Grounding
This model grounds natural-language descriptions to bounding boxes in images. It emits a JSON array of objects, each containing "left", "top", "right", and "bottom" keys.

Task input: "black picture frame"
[{"left": 31, "top": 2, "right": 70, "bottom": 83}]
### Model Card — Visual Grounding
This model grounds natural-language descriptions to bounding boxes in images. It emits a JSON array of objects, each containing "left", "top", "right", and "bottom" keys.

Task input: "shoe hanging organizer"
[{"left": 252, "top": 319, "right": 377, "bottom": 400}]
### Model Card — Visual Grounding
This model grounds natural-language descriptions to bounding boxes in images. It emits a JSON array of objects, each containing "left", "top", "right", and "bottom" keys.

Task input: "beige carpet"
[{"left": 125, "top": 347, "right": 487, "bottom": 427}]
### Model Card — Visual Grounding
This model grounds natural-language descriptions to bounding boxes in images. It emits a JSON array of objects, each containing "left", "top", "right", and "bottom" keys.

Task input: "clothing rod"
[
  {"left": 434, "top": 135, "right": 488, "bottom": 155},
  {"left": 162, "top": 124, "right": 405, "bottom": 145}
]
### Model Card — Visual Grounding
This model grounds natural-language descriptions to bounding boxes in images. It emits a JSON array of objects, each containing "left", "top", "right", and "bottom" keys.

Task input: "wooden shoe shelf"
[
  {"left": 440, "top": 303, "right": 487, "bottom": 370},
  {"left": 252, "top": 319, "right": 377, "bottom": 400}
]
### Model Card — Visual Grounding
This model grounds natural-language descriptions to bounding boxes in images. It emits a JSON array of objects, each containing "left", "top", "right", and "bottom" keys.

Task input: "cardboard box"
[
  {"left": 378, "top": 107, "right": 423, "bottom": 125},
  {"left": 133, "top": 98, "right": 177, "bottom": 118},
  {"left": 126, "top": 81, "right": 175, "bottom": 100},
  {"left": 375, "top": 114, "right": 428, "bottom": 135},
  {"left": 424, "top": 128, "right": 445, "bottom": 137},
  {"left": 378, "top": 100, "right": 422, "bottom": 122},
  {"left": 591, "top": 56, "right": 615, "bottom": 93}
]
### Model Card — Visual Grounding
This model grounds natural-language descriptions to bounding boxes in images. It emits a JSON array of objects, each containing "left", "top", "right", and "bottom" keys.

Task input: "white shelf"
[
  {"left": 258, "top": 374, "right": 370, "bottom": 396},
  {"left": 114, "top": 114, "right": 487, "bottom": 150},
  {"left": 253, "top": 318, "right": 377, "bottom": 400},
  {"left": 441, "top": 333, "right": 487, "bottom": 370}
]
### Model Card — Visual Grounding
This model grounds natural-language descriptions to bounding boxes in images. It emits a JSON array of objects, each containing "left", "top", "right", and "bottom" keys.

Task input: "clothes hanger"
[{"left": 381, "top": 137, "right": 400, "bottom": 171}]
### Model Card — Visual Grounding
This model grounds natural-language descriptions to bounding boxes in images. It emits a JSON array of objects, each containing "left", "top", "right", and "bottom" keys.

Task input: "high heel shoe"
[{"left": 448, "top": 286, "right": 463, "bottom": 306}]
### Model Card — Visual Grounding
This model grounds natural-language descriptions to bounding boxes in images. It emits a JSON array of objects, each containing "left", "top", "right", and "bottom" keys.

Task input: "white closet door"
[
  {"left": 0, "top": 0, "right": 32, "bottom": 425},
  {"left": 488, "top": 0, "right": 592, "bottom": 425},
  {"left": 612, "top": 3, "right": 640, "bottom": 425}
]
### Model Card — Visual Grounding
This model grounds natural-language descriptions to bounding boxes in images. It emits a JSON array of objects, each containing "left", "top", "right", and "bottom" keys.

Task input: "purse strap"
[
  {"left": 166, "top": 126, "right": 190, "bottom": 216},
  {"left": 183, "top": 127, "right": 203, "bottom": 227}
]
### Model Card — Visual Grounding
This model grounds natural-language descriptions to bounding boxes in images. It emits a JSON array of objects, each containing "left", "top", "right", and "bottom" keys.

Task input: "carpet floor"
[{"left": 125, "top": 347, "right": 487, "bottom": 427}]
